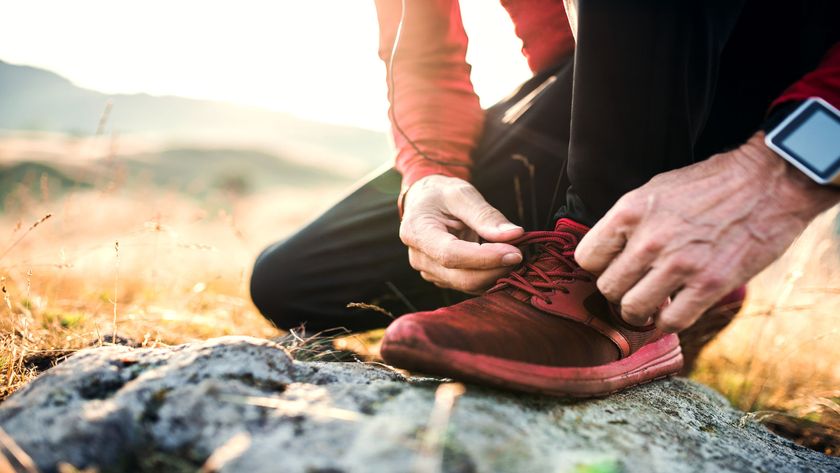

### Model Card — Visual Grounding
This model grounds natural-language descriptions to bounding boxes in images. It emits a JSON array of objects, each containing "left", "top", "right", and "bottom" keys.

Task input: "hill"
[{"left": 0, "top": 59, "right": 391, "bottom": 173}]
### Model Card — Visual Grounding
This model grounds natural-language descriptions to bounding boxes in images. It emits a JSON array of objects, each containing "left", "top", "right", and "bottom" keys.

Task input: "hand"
[
  {"left": 400, "top": 175, "right": 524, "bottom": 294},
  {"left": 575, "top": 132, "right": 840, "bottom": 332}
]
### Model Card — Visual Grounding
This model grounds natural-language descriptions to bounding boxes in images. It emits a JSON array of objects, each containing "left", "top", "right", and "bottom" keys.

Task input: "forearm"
[{"left": 374, "top": 0, "right": 484, "bottom": 204}]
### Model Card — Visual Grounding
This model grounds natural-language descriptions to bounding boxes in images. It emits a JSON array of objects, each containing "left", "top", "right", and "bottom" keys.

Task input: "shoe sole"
[{"left": 381, "top": 329, "right": 683, "bottom": 398}]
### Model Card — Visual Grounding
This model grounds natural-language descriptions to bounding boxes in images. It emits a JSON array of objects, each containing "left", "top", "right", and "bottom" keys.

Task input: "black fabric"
[
  {"left": 562, "top": 0, "right": 839, "bottom": 224},
  {"left": 250, "top": 0, "right": 837, "bottom": 333}
]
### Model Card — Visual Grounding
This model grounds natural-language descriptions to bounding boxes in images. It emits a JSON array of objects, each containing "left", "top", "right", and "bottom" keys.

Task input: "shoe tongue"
[
  {"left": 530, "top": 244, "right": 573, "bottom": 273},
  {"left": 528, "top": 218, "right": 589, "bottom": 272},
  {"left": 523, "top": 220, "right": 586, "bottom": 281},
  {"left": 554, "top": 218, "right": 590, "bottom": 239}
]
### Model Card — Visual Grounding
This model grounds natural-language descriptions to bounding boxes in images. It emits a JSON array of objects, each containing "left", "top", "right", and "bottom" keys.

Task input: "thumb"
[{"left": 446, "top": 185, "right": 523, "bottom": 242}]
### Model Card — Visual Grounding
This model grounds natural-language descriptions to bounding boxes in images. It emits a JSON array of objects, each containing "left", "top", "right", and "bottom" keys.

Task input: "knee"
[{"left": 250, "top": 240, "right": 311, "bottom": 331}]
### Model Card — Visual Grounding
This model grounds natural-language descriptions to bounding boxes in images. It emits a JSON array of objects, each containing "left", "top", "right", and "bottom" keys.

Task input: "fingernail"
[
  {"left": 502, "top": 253, "right": 522, "bottom": 265},
  {"left": 497, "top": 223, "right": 521, "bottom": 232}
]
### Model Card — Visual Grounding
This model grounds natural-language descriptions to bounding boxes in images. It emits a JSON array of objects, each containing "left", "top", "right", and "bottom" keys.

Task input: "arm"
[
  {"left": 374, "top": 0, "right": 485, "bottom": 209},
  {"left": 375, "top": 0, "right": 524, "bottom": 293},
  {"left": 575, "top": 42, "right": 840, "bottom": 331}
]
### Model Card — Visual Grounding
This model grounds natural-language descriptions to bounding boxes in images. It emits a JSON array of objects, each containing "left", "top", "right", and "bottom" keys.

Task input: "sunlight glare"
[{"left": 0, "top": 1, "right": 531, "bottom": 130}]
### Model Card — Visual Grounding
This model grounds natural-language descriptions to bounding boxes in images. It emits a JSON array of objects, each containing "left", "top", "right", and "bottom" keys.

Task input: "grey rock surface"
[{"left": 0, "top": 336, "right": 836, "bottom": 473}]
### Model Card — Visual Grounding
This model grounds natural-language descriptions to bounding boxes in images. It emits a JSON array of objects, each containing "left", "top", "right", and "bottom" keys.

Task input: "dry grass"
[
  {"left": 693, "top": 208, "right": 840, "bottom": 431},
  {"left": 0, "top": 182, "right": 346, "bottom": 399},
  {"left": 0, "top": 135, "right": 838, "bottom": 454}
]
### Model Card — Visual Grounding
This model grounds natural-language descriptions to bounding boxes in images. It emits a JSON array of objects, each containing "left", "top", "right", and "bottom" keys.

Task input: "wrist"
[
  {"left": 400, "top": 174, "right": 461, "bottom": 218},
  {"left": 738, "top": 132, "right": 840, "bottom": 220}
]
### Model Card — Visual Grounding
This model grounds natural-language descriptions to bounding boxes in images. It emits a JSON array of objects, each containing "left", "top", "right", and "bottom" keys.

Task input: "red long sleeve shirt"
[{"left": 374, "top": 0, "right": 840, "bottom": 205}]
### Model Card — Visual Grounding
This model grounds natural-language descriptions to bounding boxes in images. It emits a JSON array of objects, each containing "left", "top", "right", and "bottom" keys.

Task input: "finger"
[
  {"left": 438, "top": 241, "right": 522, "bottom": 269},
  {"left": 419, "top": 271, "right": 447, "bottom": 287},
  {"left": 575, "top": 198, "right": 639, "bottom": 274},
  {"left": 422, "top": 265, "right": 510, "bottom": 294},
  {"left": 595, "top": 232, "right": 665, "bottom": 303},
  {"left": 399, "top": 214, "right": 449, "bottom": 248},
  {"left": 438, "top": 266, "right": 512, "bottom": 294},
  {"left": 657, "top": 281, "right": 725, "bottom": 333},
  {"left": 413, "top": 250, "right": 450, "bottom": 288},
  {"left": 409, "top": 250, "right": 511, "bottom": 288},
  {"left": 412, "top": 249, "right": 513, "bottom": 292},
  {"left": 443, "top": 185, "right": 523, "bottom": 242},
  {"left": 408, "top": 247, "right": 428, "bottom": 272},
  {"left": 619, "top": 264, "right": 685, "bottom": 326},
  {"left": 413, "top": 228, "right": 522, "bottom": 270}
]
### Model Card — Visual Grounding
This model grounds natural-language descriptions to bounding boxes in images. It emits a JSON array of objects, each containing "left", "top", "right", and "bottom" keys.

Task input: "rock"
[{"left": 0, "top": 336, "right": 836, "bottom": 473}]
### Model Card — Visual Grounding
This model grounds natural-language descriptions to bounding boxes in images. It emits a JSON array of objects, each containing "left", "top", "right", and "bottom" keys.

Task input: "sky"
[{"left": 0, "top": 0, "right": 532, "bottom": 131}]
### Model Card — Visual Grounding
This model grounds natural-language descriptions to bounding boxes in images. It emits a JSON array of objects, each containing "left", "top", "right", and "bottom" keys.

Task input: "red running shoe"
[{"left": 381, "top": 218, "right": 744, "bottom": 397}]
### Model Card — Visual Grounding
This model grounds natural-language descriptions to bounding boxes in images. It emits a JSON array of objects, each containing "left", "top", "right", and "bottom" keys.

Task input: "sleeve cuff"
[{"left": 762, "top": 100, "right": 805, "bottom": 133}]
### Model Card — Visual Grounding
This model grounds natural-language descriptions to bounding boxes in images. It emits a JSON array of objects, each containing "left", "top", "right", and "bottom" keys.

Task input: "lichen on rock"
[{"left": 0, "top": 336, "right": 836, "bottom": 473}]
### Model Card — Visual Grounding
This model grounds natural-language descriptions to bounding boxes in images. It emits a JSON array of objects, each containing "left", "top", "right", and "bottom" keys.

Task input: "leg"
[
  {"left": 250, "top": 59, "right": 575, "bottom": 333},
  {"left": 473, "top": 61, "right": 573, "bottom": 231},
  {"left": 250, "top": 168, "right": 445, "bottom": 333},
  {"left": 562, "top": 0, "right": 746, "bottom": 226},
  {"left": 562, "top": 0, "right": 838, "bottom": 225}
]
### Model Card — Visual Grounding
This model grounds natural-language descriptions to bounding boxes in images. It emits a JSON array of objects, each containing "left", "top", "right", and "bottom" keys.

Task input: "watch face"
[{"left": 767, "top": 99, "right": 840, "bottom": 183}]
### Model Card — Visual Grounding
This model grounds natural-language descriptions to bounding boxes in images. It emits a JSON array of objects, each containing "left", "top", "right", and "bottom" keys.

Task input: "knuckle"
[
  {"left": 621, "top": 300, "right": 645, "bottom": 319},
  {"left": 429, "top": 248, "right": 446, "bottom": 266},
  {"left": 648, "top": 173, "right": 664, "bottom": 184},
  {"left": 668, "top": 255, "right": 699, "bottom": 275},
  {"left": 430, "top": 278, "right": 448, "bottom": 289},
  {"left": 658, "top": 317, "right": 687, "bottom": 333},
  {"left": 612, "top": 208, "right": 637, "bottom": 227},
  {"left": 398, "top": 223, "right": 414, "bottom": 246},
  {"left": 657, "top": 310, "right": 692, "bottom": 332},
  {"left": 596, "top": 277, "right": 609, "bottom": 293},
  {"left": 613, "top": 193, "right": 632, "bottom": 208},
  {"left": 438, "top": 245, "right": 459, "bottom": 268},
  {"left": 440, "top": 253, "right": 458, "bottom": 268},
  {"left": 596, "top": 278, "right": 619, "bottom": 301},
  {"left": 637, "top": 238, "right": 664, "bottom": 257},
  {"left": 697, "top": 274, "right": 725, "bottom": 293},
  {"left": 614, "top": 193, "right": 638, "bottom": 211},
  {"left": 612, "top": 195, "right": 643, "bottom": 223},
  {"left": 419, "top": 271, "right": 437, "bottom": 284},
  {"left": 407, "top": 249, "right": 421, "bottom": 270},
  {"left": 575, "top": 255, "right": 593, "bottom": 272}
]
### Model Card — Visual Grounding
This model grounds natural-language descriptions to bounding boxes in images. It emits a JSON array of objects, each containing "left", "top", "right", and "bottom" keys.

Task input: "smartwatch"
[{"left": 765, "top": 97, "right": 840, "bottom": 186}]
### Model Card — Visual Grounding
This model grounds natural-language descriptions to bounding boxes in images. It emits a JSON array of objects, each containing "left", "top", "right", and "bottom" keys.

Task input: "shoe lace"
[{"left": 488, "top": 230, "right": 593, "bottom": 303}]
